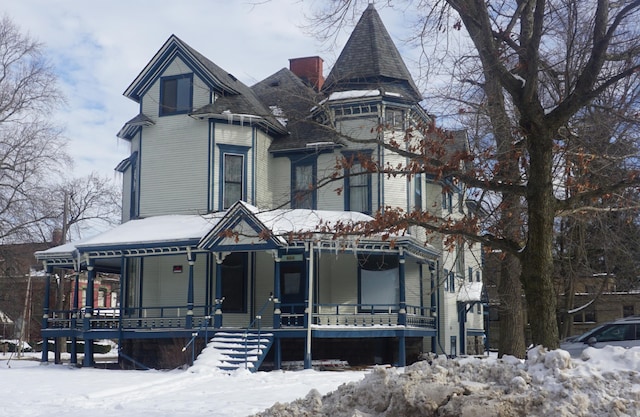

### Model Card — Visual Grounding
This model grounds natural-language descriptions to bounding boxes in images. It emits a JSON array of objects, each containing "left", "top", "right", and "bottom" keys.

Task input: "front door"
[{"left": 280, "top": 257, "right": 305, "bottom": 326}]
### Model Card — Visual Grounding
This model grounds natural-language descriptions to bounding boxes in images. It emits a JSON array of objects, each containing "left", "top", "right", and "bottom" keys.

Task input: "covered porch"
[{"left": 36, "top": 201, "right": 440, "bottom": 370}]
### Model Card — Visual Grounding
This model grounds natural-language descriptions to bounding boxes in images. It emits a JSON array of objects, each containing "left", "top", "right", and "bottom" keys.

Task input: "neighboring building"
[
  {"left": 36, "top": 4, "right": 484, "bottom": 369},
  {"left": 0, "top": 242, "right": 52, "bottom": 343}
]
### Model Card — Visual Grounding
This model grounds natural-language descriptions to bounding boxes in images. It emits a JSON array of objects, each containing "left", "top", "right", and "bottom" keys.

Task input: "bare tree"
[
  {"left": 306, "top": 0, "right": 640, "bottom": 350},
  {"left": 0, "top": 15, "right": 69, "bottom": 243}
]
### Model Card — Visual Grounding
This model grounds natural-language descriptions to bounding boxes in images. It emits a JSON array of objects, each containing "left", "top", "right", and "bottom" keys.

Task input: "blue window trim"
[
  {"left": 217, "top": 144, "right": 250, "bottom": 211},
  {"left": 129, "top": 151, "right": 139, "bottom": 219},
  {"left": 342, "top": 150, "right": 373, "bottom": 214},
  {"left": 289, "top": 154, "right": 318, "bottom": 209},
  {"left": 159, "top": 73, "right": 193, "bottom": 116}
]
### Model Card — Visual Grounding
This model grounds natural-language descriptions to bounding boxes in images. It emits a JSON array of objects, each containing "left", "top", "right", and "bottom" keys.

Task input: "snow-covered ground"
[{"left": 1, "top": 345, "right": 639, "bottom": 417}]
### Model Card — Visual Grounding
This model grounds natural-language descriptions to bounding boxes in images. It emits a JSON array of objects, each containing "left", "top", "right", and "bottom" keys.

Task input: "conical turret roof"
[{"left": 323, "top": 4, "right": 421, "bottom": 102}]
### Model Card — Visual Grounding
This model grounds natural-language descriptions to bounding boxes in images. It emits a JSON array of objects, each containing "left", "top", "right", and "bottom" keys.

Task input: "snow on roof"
[
  {"left": 77, "top": 214, "right": 225, "bottom": 248},
  {"left": 256, "top": 208, "right": 373, "bottom": 236},
  {"left": 328, "top": 90, "right": 380, "bottom": 101}
]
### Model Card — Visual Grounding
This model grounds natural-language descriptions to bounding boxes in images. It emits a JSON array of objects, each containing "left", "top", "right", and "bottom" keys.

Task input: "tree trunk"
[
  {"left": 520, "top": 124, "right": 559, "bottom": 349},
  {"left": 498, "top": 252, "right": 526, "bottom": 358}
]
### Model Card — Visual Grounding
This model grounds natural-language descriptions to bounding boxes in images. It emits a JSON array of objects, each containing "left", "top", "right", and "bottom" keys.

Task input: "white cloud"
[{"left": 3, "top": 1, "right": 420, "bottom": 180}]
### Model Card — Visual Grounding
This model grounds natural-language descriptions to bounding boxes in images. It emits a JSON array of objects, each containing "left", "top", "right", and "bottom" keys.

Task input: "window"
[
  {"left": 217, "top": 144, "right": 249, "bottom": 210},
  {"left": 344, "top": 153, "right": 372, "bottom": 214},
  {"left": 443, "top": 269, "right": 449, "bottom": 291},
  {"left": 160, "top": 74, "right": 192, "bottom": 115},
  {"left": 476, "top": 271, "right": 481, "bottom": 282},
  {"left": 224, "top": 154, "right": 243, "bottom": 208},
  {"left": 477, "top": 304, "right": 482, "bottom": 314},
  {"left": 97, "top": 289, "right": 107, "bottom": 308},
  {"left": 358, "top": 254, "right": 399, "bottom": 310},
  {"left": 468, "top": 267, "right": 473, "bottom": 283},
  {"left": 292, "top": 159, "right": 316, "bottom": 209},
  {"left": 573, "top": 309, "right": 596, "bottom": 323},
  {"left": 385, "top": 108, "right": 404, "bottom": 129},
  {"left": 442, "top": 192, "right": 453, "bottom": 213},
  {"left": 220, "top": 252, "right": 247, "bottom": 313},
  {"left": 623, "top": 305, "right": 635, "bottom": 317},
  {"left": 449, "top": 270, "right": 456, "bottom": 293},
  {"left": 414, "top": 174, "right": 422, "bottom": 211}
]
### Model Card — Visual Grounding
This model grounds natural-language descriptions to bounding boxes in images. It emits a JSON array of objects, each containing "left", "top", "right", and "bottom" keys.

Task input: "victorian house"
[{"left": 36, "top": 4, "right": 484, "bottom": 370}]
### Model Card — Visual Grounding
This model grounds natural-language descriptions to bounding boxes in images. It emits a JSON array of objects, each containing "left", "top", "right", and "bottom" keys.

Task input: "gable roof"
[
  {"left": 123, "top": 35, "right": 286, "bottom": 135},
  {"left": 322, "top": 4, "right": 421, "bottom": 102}
]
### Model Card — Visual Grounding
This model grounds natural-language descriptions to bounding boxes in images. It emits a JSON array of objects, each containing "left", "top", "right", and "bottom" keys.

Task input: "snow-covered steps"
[{"left": 206, "top": 331, "right": 274, "bottom": 372}]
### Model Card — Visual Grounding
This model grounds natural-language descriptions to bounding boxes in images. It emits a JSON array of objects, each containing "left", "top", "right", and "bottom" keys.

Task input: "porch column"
[
  {"left": 398, "top": 249, "right": 407, "bottom": 326},
  {"left": 272, "top": 251, "right": 282, "bottom": 371},
  {"left": 214, "top": 253, "right": 224, "bottom": 328},
  {"left": 186, "top": 249, "right": 196, "bottom": 329},
  {"left": 272, "top": 251, "right": 281, "bottom": 329},
  {"left": 41, "top": 264, "right": 52, "bottom": 363},
  {"left": 70, "top": 271, "right": 80, "bottom": 365},
  {"left": 304, "top": 242, "right": 315, "bottom": 370},
  {"left": 83, "top": 260, "right": 95, "bottom": 367},
  {"left": 398, "top": 249, "right": 407, "bottom": 367}
]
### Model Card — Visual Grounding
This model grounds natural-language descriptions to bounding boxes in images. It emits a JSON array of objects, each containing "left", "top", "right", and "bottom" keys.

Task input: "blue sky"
[{"left": 3, "top": 1, "right": 424, "bottom": 181}]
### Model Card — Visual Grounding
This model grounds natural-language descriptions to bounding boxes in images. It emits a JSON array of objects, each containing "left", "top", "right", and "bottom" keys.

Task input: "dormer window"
[{"left": 160, "top": 74, "right": 193, "bottom": 115}]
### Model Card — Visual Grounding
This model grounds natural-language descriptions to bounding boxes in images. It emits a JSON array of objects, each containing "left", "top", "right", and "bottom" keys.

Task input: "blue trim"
[
  {"left": 159, "top": 73, "right": 193, "bottom": 116},
  {"left": 217, "top": 144, "right": 250, "bottom": 210},
  {"left": 342, "top": 150, "right": 373, "bottom": 214},
  {"left": 127, "top": 42, "right": 224, "bottom": 103},
  {"left": 77, "top": 239, "right": 201, "bottom": 253},
  {"left": 199, "top": 201, "right": 284, "bottom": 251},
  {"left": 138, "top": 258, "right": 145, "bottom": 318},
  {"left": 289, "top": 154, "right": 318, "bottom": 209},
  {"left": 252, "top": 128, "right": 256, "bottom": 204},
  {"left": 208, "top": 121, "right": 214, "bottom": 211}
]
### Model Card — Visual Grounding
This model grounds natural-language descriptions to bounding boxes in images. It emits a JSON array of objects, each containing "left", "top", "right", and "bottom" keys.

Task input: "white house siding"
[
  {"left": 317, "top": 253, "right": 358, "bottom": 305},
  {"left": 137, "top": 116, "right": 210, "bottom": 216},
  {"left": 404, "top": 261, "right": 422, "bottom": 307},
  {"left": 136, "top": 60, "right": 211, "bottom": 217},
  {"left": 141, "top": 254, "right": 208, "bottom": 313},
  {"left": 270, "top": 155, "right": 292, "bottom": 209},
  {"left": 381, "top": 149, "right": 408, "bottom": 209},
  {"left": 211, "top": 123, "right": 255, "bottom": 210},
  {"left": 316, "top": 151, "right": 344, "bottom": 211},
  {"left": 254, "top": 130, "right": 274, "bottom": 209}
]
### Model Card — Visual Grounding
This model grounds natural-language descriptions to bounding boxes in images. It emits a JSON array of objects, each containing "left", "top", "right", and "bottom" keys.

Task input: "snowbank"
[{"left": 253, "top": 346, "right": 640, "bottom": 417}]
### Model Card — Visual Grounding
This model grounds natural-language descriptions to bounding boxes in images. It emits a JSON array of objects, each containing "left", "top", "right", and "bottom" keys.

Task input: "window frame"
[
  {"left": 291, "top": 156, "right": 317, "bottom": 209},
  {"left": 217, "top": 144, "right": 250, "bottom": 210},
  {"left": 343, "top": 151, "right": 372, "bottom": 214},
  {"left": 159, "top": 73, "right": 193, "bottom": 116}
]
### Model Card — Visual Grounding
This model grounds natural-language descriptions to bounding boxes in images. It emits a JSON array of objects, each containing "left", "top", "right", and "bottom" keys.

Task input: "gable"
[{"left": 124, "top": 35, "right": 239, "bottom": 104}]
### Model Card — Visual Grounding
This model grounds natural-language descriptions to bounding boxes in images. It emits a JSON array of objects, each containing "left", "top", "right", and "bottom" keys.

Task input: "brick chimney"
[{"left": 289, "top": 56, "right": 324, "bottom": 91}]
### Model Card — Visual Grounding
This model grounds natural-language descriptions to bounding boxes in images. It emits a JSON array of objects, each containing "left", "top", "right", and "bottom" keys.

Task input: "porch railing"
[{"left": 46, "top": 302, "right": 436, "bottom": 331}]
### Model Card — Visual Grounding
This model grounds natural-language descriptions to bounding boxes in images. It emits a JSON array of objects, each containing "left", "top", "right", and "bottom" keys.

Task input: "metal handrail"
[
  {"left": 244, "top": 294, "right": 273, "bottom": 369},
  {"left": 182, "top": 315, "right": 212, "bottom": 366}
]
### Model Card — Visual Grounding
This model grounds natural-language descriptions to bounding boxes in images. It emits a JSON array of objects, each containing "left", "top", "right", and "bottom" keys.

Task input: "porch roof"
[{"left": 35, "top": 201, "right": 438, "bottom": 269}]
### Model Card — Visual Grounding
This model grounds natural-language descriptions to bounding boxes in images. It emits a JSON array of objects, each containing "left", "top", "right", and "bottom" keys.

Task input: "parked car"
[{"left": 560, "top": 316, "right": 640, "bottom": 357}]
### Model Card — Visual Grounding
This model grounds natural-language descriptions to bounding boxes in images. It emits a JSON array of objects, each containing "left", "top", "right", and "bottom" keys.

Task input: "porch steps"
[{"left": 206, "top": 331, "right": 274, "bottom": 372}]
